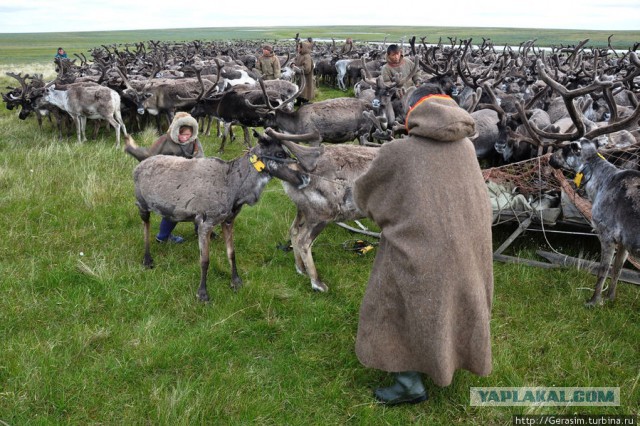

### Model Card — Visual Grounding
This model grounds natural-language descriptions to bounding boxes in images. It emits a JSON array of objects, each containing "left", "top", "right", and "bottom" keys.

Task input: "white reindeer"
[{"left": 43, "top": 82, "right": 127, "bottom": 148}]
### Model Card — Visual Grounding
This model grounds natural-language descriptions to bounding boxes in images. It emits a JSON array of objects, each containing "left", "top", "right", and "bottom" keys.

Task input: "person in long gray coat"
[
  {"left": 294, "top": 40, "right": 315, "bottom": 105},
  {"left": 353, "top": 84, "right": 494, "bottom": 405}
]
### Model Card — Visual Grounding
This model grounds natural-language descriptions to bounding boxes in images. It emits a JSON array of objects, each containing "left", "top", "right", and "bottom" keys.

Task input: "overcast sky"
[{"left": 1, "top": 0, "right": 639, "bottom": 33}]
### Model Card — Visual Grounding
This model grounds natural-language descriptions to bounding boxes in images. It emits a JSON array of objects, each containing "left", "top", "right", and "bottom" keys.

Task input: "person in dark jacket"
[
  {"left": 125, "top": 112, "right": 204, "bottom": 243},
  {"left": 353, "top": 84, "right": 494, "bottom": 405},
  {"left": 55, "top": 47, "right": 68, "bottom": 59}
]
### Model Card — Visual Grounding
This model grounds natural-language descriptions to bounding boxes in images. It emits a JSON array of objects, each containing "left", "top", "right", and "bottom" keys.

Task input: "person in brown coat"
[
  {"left": 255, "top": 44, "right": 281, "bottom": 80},
  {"left": 294, "top": 40, "right": 315, "bottom": 105},
  {"left": 125, "top": 112, "right": 203, "bottom": 162},
  {"left": 125, "top": 112, "right": 204, "bottom": 243},
  {"left": 340, "top": 37, "right": 354, "bottom": 55},
  {"left": 353, "top": 84, "right": 494, "bottom": 405},
  {"left": 381, "top": 44, "right": 421, "bottom": 89}
]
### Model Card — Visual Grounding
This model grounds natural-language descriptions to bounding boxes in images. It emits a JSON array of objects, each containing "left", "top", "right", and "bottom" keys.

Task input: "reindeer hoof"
[
  {"left": 143, "top": 256, "right": 154, "bottom": 269},
  {"left": 197, "top": 291, "right": 210, "bottom": 302},
  {"left": 584, "top": 298, "right": 603, "bottom": 308},
  {"left": 312, "top": 281, "right": 329, "bottom": 293},
  {"left": 230, "top": 277, "right": 243, "bottom": 292}
]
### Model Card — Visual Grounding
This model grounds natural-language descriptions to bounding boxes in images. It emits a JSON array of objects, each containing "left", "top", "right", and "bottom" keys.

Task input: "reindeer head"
[
  {"left": 549, "top": 138, "right": 604, "bottom": 173},
  {"left": 250, "top": 128, "right": 324, "bottom": 189}
]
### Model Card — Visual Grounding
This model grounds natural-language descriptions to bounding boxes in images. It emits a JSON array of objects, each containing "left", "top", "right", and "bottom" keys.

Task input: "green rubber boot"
[{"left": 374, "top": 371, "right": 428, "bottom": 405}]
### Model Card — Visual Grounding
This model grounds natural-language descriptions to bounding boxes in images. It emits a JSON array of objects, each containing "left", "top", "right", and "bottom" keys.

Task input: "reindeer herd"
[{"left": 3, "top": 35, "right": 640, "bottom": 305}]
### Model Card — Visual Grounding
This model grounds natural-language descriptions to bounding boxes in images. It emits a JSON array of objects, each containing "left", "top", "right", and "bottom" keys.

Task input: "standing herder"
[
  {"left": 381, "top": 44, "right": 421, "bottom": 89},
  {"left": 340, "top": 37, "right": 354, "bottom": 55},
  {"left": 255, "top": 44, "right": 281, "bottom": 81},
  {"left": 294, "top": 40, "right": 315, "bottom": 105},
  {"left": 353, "top": 84, "right": 494, "bottom": 405}
]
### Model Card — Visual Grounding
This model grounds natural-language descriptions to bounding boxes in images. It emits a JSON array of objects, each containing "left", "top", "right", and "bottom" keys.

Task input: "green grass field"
[
  {"left": 0, "top": 27, "right": 638, "bottom": 425},
  {"left": 1, "top": 25, "right": 639, "bottom": 65}
]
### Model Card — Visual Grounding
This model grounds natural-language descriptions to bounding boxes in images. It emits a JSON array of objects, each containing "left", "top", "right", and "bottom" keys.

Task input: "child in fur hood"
[{"left": 125, "top": 112, "right": 204, "bottom": 243}]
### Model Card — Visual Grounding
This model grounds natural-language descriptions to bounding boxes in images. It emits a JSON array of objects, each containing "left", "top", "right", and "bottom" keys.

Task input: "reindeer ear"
[
  {"left": 592, "top": 137, "right": 607, "bottom": 150},
  {"left": 280, "top": 140, "right": 324, "bottom": 172},
  {"left": 571, "top": 140, "right": 583, "bottom": 153}
]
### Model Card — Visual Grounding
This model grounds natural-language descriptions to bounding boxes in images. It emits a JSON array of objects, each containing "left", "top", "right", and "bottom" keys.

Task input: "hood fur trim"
[{"left": 168, "top": 112, "right": 199, "bottom": 145}]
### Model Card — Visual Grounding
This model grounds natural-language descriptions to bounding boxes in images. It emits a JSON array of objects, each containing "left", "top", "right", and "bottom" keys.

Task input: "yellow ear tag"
[
  {"left": 250, "top": 154, "right": 266, "bottom": 172},
  {"left": 573, "top": 172, "right": 583, "bottom": 188}
]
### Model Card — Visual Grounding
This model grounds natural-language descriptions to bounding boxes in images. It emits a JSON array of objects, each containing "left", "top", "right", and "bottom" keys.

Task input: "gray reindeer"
[
  {"left": 550, "top": 138, "right": 640, "bottom": 306},
  {"left": 130, "top": 128, "right": 321, "bottom": 302}
]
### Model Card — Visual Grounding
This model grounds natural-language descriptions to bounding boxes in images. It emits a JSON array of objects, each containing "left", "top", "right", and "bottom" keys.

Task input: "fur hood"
[
  {"left": 168, "top": 112, "right": 199, "bottom": 145},
  {"left": 405, "top": 94, "right": 475, "bottom": 142},
  {"left": 298, "top": 41, "right": 312, "bottom": 55}
]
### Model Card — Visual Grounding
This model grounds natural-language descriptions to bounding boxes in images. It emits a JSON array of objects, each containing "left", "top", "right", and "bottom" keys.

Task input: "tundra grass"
[
  {"left": 0, "top": 74, "right": 639, "bottom": 425},
  {"left": 1, "top": 26, "right": 640, "bottom": 66}
]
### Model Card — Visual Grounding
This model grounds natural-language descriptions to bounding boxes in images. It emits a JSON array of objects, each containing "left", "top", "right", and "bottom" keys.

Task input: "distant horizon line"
[{"left": 2, "top": 24, "right": 639, "bottom": 36}]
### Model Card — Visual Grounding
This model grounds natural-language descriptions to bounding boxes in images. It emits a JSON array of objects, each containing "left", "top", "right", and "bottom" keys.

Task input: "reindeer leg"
[
  {"left": 65, "top": 113, "right": 74, "bottom": 138},
  {"left": 242, "top": 125, "right": 252, "bottom": 148},
  {"left": 221, "top": 218, "right": 243, "bottom": 291},
  {"left": 196, "top": 216, "right": 215, "bottom": 302},
  {"left": 206, "top": 116, "right": 213, "bottom": 137},
  {"left": 201, "top": 116, "right": 209, "bottom": 137},
  {"left": 216, "top": 118, "right": 223, "bottom": 138},
  {"left": 605, "top": 243, "right": 628, "bottom": 302},
  {"left": 105, "top": 117, "right": 117, "bottom": 147},
  {"left": 155, "top": 114, "right": 164, "bottom": 134},
  {"left": 290, "top": 211, "right": 329, "bottom": 292},
  {"left": 83, "top": 116, "right": 90, "bottom": 143},
  {"left": 92, "top": 119, "right": 101, "bottom": 140},
  {"left": 72, "top": 115, "right": 82, "bottom": 143},
  {"left": 139, "top": 209, "right": 153, "bottom": 269},
  {"left": 290, "top": 211, "right": 308, "bottom": 275},
  {"left": 219, "top": 122, "right": 231, "bottom": 153},
  {"left": 586, "top": 239, "right": 616, "bottom": 307},
  {"left": 306, "top": 221, "right": 330, "bottom": 292},
  {"left": 53, "top": 113, "right": 63, "bottom": 140},
  {"left": 115, "top": 111, "right": 127, "bottom": 148},
  {"left": 81, "top": 116, "right": 90, "bottom": 143}
]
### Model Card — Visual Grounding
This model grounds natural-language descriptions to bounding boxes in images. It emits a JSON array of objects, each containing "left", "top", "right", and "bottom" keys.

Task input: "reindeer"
[
  {"left": 253, "top": 76, "right": 376, "bottom": 146},
  {"left": 42, "top": 81, "right": 128, "bottom": 147},
  {"left": 549, "top": 138, "right": 640, "bottom": 306},
  {"left": 184, "top": 63, "right": 303, "bottom": 152},
  {"left": 116, "top": 64, "right": 215, "bottom": 132},
  {"left": 131, "top": 128, "right": 322, "bottom": 302},
  {"left": 264, "top": 129, "right": 379, "bottom": 292}
]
